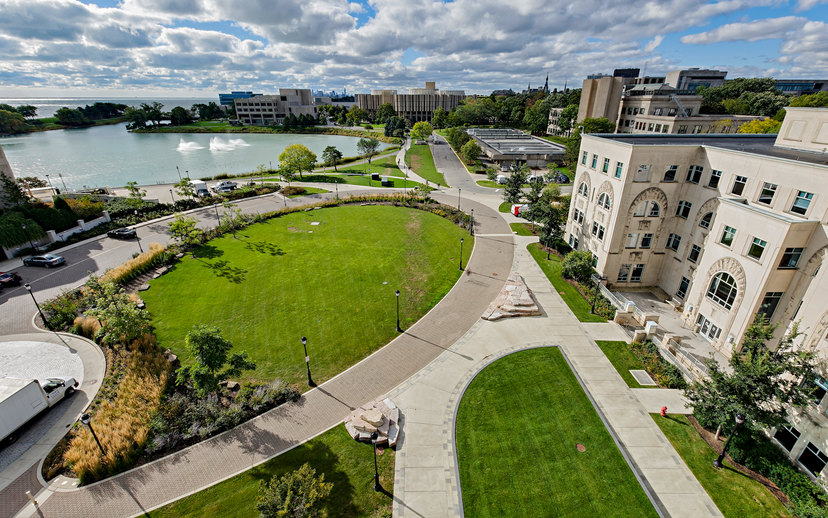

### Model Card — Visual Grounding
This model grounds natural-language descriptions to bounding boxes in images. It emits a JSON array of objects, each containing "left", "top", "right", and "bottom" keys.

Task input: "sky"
[{"left": 0, "top": 0, "right": 826, "bottom": 97}]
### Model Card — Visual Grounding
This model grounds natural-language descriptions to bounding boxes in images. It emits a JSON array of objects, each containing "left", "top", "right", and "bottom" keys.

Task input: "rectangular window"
[
  {"left": 640, "top": 233, "right": 653, "bottom": 249},
  {"left": 617, "top": 264, "right": 630, "bottom": 282},
  {"left": 686, "top": 165, "right": 703, "bottom": 184},
  {"left": 615, "top": 162, "right": 623, "bottom": 178},
  {"left": 655, "top": 124, "right": 662, "bottom": 132},
  {"left": 634, "top": 164, "right": 651, "bottom": 182},
  {"left": 591, "top": 253, "right": 598, "bottom": 267},
  {"left": 676, "top": 200, "right": 692, "bottom": 219},
  {"left": 630, "top": 264, "right": 645, "bottom": 282},
  {"left": 662, "top": 125, "right": 670, "bottom": 133},
  {"left": 758, "top": 292, "right": 783, "bottom": 321},
  {"left": 678, "top": 125, "right": 688, "bottom": 134},
  {"left": 654, "top": 108, "right": 663, "bottom": 116},
  {"left": 648, "top": 123, "right": 654, "bottom": 131},
  {"left": 581, "top": 151, "right": 588, "bottom": 165},
  {"left": 748, "top": 237, "right": 767, "bottom": 260},
  {"left": 663, "top": 165, "right": 678, "bottom": 182},
  {"left": 667, "top": 233, "right": 681, "bottom": 251},
  {"left": 799, "top": 442, "right": 828, "bottom": 477},
  {"left": 791, "top": 191, "right": 813, "bottom": 215},
  {"left": 597, "top": 225, "right": 605, "bottom": 240},
  {"left": 731, "top": 175, "right": 747, "bottom": 195},
  {"left": 677, "top": 277, "right": 690, "bottom": 298},
  {"left": 774, "top": 425, "right": 801, "bottom": 452},
  {"left": 721, "top": 226, "right": 736, "bottom": 247},
  {"left": 708, "top": 170, "right": 722, "bottom": 189},
  {"left": 602, "top": 158, "right": 610, "bottom": 173},
  {"left": 779, "top": 247, "right": 804, "bottom": 269},
  {"left": 591, "top": 154, "right": 598, "bottom": 168},
  {"left": 626, "top": 233, "right": 639, "bottom": 248},
  {"left": 688, "top": 244, "right": 701, "bottom": 263},
  {"left": 692, "top": 125, "right": 702, "bottom": 134},
  {"left": 758, "top": 182, "right": 777, "bottom": 205}
]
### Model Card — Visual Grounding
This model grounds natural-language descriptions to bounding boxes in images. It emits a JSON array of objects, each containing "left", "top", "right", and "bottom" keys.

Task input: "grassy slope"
[
  {"left": 287, "top": 187, "right": 328, "bottom": 197},
  {"left": 336, "top": 154, "right": 406, "bottom": 177},
  {"left": 148, "top": 426, "right": 394, "bottom": 518},
  {"left": 282, "top": 174, "right": 431, "bottom": 191},
  {"left": 457, "top": 348, "right": 657, "bottom": 518},
  {"left": 406, "top": 144, "right": 447, "bottom": 186},
  {"left": 654, "top": 415, "right": 792, "bottom": 518},
  {"left": 498, "top": 202, "right": 511, "bottom": 213},
  {"left": 526, "top": 243, "right": 605, "bottom": 322},
  {"left": 595, "top": 340, "right": 652, "bottom": 389},
  {"left": 509, "top": 222, "right": 536, "bottom": 236},
  {"left": 143, "top": 205, "right": 471, "bottom": 385}
]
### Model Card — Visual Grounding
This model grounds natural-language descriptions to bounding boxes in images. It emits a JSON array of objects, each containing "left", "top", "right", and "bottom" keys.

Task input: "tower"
[{"left": 544, "top": 74, "right": 549, "bottom": 93}]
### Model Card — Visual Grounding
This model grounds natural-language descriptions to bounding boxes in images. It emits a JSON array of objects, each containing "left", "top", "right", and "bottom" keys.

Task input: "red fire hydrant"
[{"left": 660, "top": 406, "right": 668, "bottom": 417}]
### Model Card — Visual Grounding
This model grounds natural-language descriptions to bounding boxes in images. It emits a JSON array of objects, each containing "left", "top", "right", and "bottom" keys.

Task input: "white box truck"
[
  {"left": 1, "top": 377, "right": 78, "bottom": 445},
  {"left": 189, "top": 180, "right": 210, "bottom": 197}
]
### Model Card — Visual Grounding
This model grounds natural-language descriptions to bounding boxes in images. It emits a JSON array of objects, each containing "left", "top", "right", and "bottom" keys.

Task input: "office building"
[
  {"left": 233, "top": 89, "right": 317, "bottom": 125},
  {"left": 356, "top": 82, "right": 466, "bottom": 122},
  {"left": 664, "top": 68, "right": 727, "bottom": 92},
  {"left": 218, "top": 91, "right": 261, "bottom": 107}
]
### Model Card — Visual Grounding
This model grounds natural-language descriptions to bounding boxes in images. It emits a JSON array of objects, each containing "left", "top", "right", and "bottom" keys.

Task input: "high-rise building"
[{"left": 356, "top": 82, "right": 465, "bottom": 122}]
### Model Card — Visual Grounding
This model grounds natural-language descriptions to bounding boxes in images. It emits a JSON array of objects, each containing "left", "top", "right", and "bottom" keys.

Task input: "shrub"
[
  {"left": 629, "top": 341, "right": 687, "bottom": 389},
  {"left": 65, "top": 196, "right": 105, "bottom": 220},
  {"left": 41, "top": 289, "right": 83, "bottom": 330},
  {"left": 282, "top": 186, "right": 306, "bottom": 196},
  {"left": 72, "top": 315, "right": 101, "bottom": 338},
  {"left": 257, "top": 463, "right": 333, "bottom": 518},
  {"left": 561, "top": 250, "right": 595, "bottom": 284},
  {"left": 101, "top": 242, "right": 169, "bottom": 285}
]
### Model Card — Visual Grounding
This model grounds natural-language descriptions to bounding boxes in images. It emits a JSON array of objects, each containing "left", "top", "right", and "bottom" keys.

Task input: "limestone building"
[
  {"left": 0, "top": 144, "right": 15, "bottom": 210},
  {"left": 233, "top": 89, "right": 317, "bottom": 125},
  {"left": 566, "top": 107, "right": 828, "bottom": 478},
  {"left": 356, "top": 82, "right": 465, "bottom": 122}
]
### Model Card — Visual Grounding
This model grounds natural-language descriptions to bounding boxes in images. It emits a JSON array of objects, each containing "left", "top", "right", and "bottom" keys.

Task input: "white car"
[{"left": 212, "top": 181, "right": 237, "bottom": 192}]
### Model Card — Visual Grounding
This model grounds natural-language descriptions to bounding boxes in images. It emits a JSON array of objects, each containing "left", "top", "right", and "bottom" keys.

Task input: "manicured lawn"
[
  {"left": 498, "top": 202, "right": 511, "bottom": 213},
  {"left": 527, "top": 242, "right": 605, "bottom": 322},
  {"left": 654, "top": 415, "right": 792, "bottom": 518},
  {"left": 144, "top": 205, "right": 472, "bottom": 385},
  {"left": 595, "top": 340, "right": 654, "bottom": 389},
  {"left": 148, "top": 426, "right": 394, "bottom": 518},
  {"left": 287, "top": 186, "right": 328, "bottom": 197},
  {"left": 476, "top": 180, "right": 500, "bottom": 188},
  {"left": 542, "top": 135, "right": 569, "bottom": 145},
  {"left": 406, "top": 144, "right": 447, "bottom": 186},
  {"left": 457, "top": 348, "right": 657, "bottom": 518},
  {"left": 336, "top": 154, "right": 406, "bottom": 177},
  {"left": 509, "top": 222, "right": 536, "bottom": 236},
  {"left": 286, "top": 174, "right": 431, "bottom": 191}
]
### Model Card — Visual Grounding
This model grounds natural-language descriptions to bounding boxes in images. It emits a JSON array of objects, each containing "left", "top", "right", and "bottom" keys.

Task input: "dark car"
[
  {"left": 107, "top": 228, "right": 138, "bottom": 239},
  {"left": 22, "top": 254, "right": 66, "bottom": 268},
  {"left": 0, "top": 272, "right": 22, "bottom": 290}
]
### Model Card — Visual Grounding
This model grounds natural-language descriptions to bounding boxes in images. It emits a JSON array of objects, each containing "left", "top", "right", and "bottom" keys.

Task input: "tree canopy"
[
  {"left": 374, "top": 102, "right": 396, "bottom": 124},
  {"left": 257, "top": 463, "right": 333, "bottom": 518},
  {"left": 737, "top": 118, "right": 782, "bottom": 134},
  {"left": 176, "top": 325, "right": 256, "bottom": 397},
  {"left": 279, "top": 143, "right": 317, "bottom": 179},
  {"left": 321, "top": 145, "right": 343, "bottom": 171},
  {"left": 356, "top": 137, "right": 381, "bottom": 165},
  {"left": 410, "top": 121, "right": 434, "bottom": 142}
]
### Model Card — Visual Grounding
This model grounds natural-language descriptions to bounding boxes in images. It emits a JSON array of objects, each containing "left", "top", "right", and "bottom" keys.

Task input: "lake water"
[{"left": 1, "top": 123, "right": 388, "bottom": 189}]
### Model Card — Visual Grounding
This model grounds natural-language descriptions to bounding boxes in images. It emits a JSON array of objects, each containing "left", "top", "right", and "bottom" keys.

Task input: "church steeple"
[{"left": 543, "top": 74, "right": 549, "bottom": 93}]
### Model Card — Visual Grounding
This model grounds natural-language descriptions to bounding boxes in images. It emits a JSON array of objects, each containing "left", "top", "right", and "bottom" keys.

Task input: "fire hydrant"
[{"left": 660, "top": 406, "right": 668, "bottom": 417}]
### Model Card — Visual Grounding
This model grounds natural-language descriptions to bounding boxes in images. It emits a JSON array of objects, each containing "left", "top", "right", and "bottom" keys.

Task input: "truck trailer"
[{"left": 0, "top": 377, "right": 78, "bottom": 445}]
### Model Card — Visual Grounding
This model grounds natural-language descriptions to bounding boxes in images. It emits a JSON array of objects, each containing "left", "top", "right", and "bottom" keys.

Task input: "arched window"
[
  {"left": 707, "top": 272, "right": 737, "bottom": 309},
  {"left": 598, "top": 193, "right": 611, "bottom": 210},
  {"left": 633, "top": 200, "right": 660, "bottom": 217},
  {"left": 699, "top": 212, "right": 713, "bottom": 229},
  {"left": 648, "top": 202, "right": 660, "bottom": 217},
  {"left": 578, "top": 182, "right": 589, "bottom": 197}
]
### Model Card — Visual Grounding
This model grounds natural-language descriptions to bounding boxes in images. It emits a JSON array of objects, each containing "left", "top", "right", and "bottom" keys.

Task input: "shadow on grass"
[
  {"left": 244, "top": 241, "right": 285, "bottom": 257},
  {"left": 193, "top": 243, "right": 223, "bottom": 260},
  {"left": 202, "top": 259, "right": 247, "bottom": 283},
  {"left": 660, "top": 414, "right": 690, "bottom": 426}
]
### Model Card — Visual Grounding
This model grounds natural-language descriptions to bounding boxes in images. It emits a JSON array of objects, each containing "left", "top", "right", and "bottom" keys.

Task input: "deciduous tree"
[
  {"left": 85, "top": 276, "right": 152, "bottom": 348},
  {"left": 257, "top": 463, "right": 333, "bottom": 518},
  {"left": 460, "top": 140, "right": 481, "bottom": 164},
  {"left": 737, "top": 118, "right": 782, "bottom": 134},
  {"left": 356, "top": 137, "right": 380, "bottom": 166},
  {"left": 374, "top": 103, "right": 396, "bottom": 124},
  {"left": 168, "top": 214, "right": 202, "bottom": 246},
  {"left": 279, "top": 144, "right": 317, "bottom": 179},
  {"left": 321, "top": 145, "right": 342, "bottom": 171},
  {"left": 176, "top": 325, "right": 256, "bottom": 397},
  {"left": 410, "top": 121, "right": 434, "bottom": 142},
  {"left": 503, "top": 163, "right": 528, "bottom": 205},
  {"left": 561, "top": 250, "right": 595, "bottom": 284}
]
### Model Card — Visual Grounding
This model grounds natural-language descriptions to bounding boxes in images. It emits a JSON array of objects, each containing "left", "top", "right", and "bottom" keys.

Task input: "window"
[
  {"left": 676, "top": 200, "right": 692, "bottom": 219},
  {"left": 791, "top": 191, "right": 813, "bottom": 215},
  {"left": 758, "top": 182, "right": 777, "bottom": 205},
  {"left": 731, "top": 175, "right": 747, "bottom": 195},
  {"left": 591, "top": 253, "right": 598, "bottom": 267},
  {"left": 617, "top": 264, "right": 630, "bottom": 282},
  {"left": 708, "top": 170, "right": 722, "bottom": 189},
  {"left": 748, "top": 237, "right": 767, "bottom": 260},
  {"left": 667, "top": 233, "right": 681, "bottom": 251},
  {"left": 799, "top": 442, "right": 828, "bottom": 477},
  {"left": 578, "top": 182, "right": 589, "bottom": 197},
  {"left": 655, "top": 124, "right": 662, "bottom": 132},
  {"left": 688, "top": 244, "right": 701, "bottom": 263},
  {"left": 615, "top": 162, "right": 623, "bottom": 178},
  {"left": 662, "top": 125, "right": 669, "bottom": 133},
  {"left": 602, "top": 158, "right": 610, "bottom": 173},
  {"left": 677, "top": 277, "right": 690, "bottom": 298},
  {"left": 707, "top": 272, "right": 738, "bottom": 309},
  {"left": 634, "top": 164, "right": 651, "bottom": 182},
  {"left": 686, "top": 165, "right": 703, "bottom": 184},
  {"left": 640, "top": 233, "right": 653, "bottom": 249},
  {"left": 648, "top": 203, "right": 660, "bottom": 217},
  {"left": 720, "top": 226, "right": 736, "bottom": 246},
  {"left": 597, "top": 193, "right": 611, "bottom": 210},
  {"left": 774, "top": 425, "right": 801, "bottom": 452},
  {"left": 626, "top": 233, "right": 639, "bottom": 248},
  {"left": 678, "top": 125, "right": 688, "bottom": 134},
  {"left": 692, "top": 125, "right": 702, "bottom": 134},
  {"left": 582, "top": 151, "right": 588, "bottom": 165},
  {"left": 591, "top": 154, "right": 598, "bottom": 168},
  {"left": 630, "top": 264, "right": 645, "bottom": 282},
  {"left": 591, "top": 222, "right": 605, "bottom": 240},
  {"left": 572, "top": 208, "right": 584, "bottom": 225},
  {"left": 648, "top": 123, "right": 654, "bottom": 131},
  {"left": 654, "top": 108, "right": 663, "bottom": 115},
  {"left": 758, "top": 292, "right": 783, "bottom": 321},
  {"left": 699, "top": 212, "right": 713, "bottom": 229},
  {"left": 663, "top": 165, "right": 678, "bottom": 182},
  {"left": 779, "top": 247, "right": 804, "bottom": 269}
]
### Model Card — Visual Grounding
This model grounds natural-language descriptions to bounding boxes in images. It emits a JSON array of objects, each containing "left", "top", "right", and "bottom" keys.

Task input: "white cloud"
[
  {"left": 795, "top": 0, "right": 828, "bottom": 11},
  {"left": 680, "top": 16, "right": 807, "bottom": 44}
]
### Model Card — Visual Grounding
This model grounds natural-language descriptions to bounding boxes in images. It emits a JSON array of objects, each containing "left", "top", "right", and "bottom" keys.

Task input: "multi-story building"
[
  {"left": 567, "top": 107, "right": 828, "bottom": 479},
  {"left": 218, "top": 91, "right": 261, "bottom": 107},
  {"left": 664, "top": 68, "right": 727, "bottom": 92},
  {"left": 233, "top": 89, "right": 317, "bottom": 125},
  {"left": 0, "top": 143, "right": 15, "bottom": 210},
  {"left": 355, "top": 82, "right": 465, "bottom": 122},
  {"left": 775, "top": 79, "right": 828, "bottom": 95}
]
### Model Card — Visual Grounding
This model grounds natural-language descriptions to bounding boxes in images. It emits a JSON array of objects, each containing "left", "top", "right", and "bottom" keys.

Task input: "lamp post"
[
  {"left": 24, "top": 284, "right": 49, "bottom": 330},
  {"left": 714, "top": 414, "right": 746, "bottom": 468},
  {"left": 136, "top": 234, "right": 144, "bottom": 254},
  {"left": 457, "top": 188, "right": 461, "bottom": 210},
  {"left": 58, "top": 173, "right": 67, "bottom": 192},
  {"left": 20, "top": 224, "right": 36, "bottom": 253},
  {"left": 169, "top": 188, "right": 175, "bottom": 204},
  {"left": 45, "top": 174, "right": 55, "bottom": 196},
  {"left": 79, "top": 413, "right": 106, "bottom": 457},
  {"left": 176, "top": 166, "right": 182, "bottom": 182},
  {"left": 590, "top": 277, "right": 598, "bottom": 314},
  {"left": 395, "top": 290, "right": 402, "bottom": 332},
  {"left": 469, "top": 208, "right": 474, "bottom": 236},
  {"left": 301, "top": 336, "right": 314, "bottom": 386},
  {"left": 459, "top": 238, "right": 464, "bottom": 271},
  {"left": 371, "top": 431, "right": 382, "bottom": 492}
]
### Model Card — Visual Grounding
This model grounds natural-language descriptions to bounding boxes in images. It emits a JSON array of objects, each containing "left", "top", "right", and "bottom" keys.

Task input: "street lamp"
[
  {"left": 469, "top": 208, "right": 474, "bottom": 236},
  {"left": 24, "top": 284, "right": 50, "bottom": 330},
  {"left": 79, "top": 413, "right": 106, "bottom": 457},
  {"left": 169, "top": 188, "right": 175, "bottom": 204},
  {"left": 136, "top": 234, "right": 144, "bottom": 254},
  {"left": 301, "top": 336, "right": 314, "bottom": 386},
  {"left": 714, "top": 414, "right": 746, "bottom": 468},
  {"left": 371, "top": 431, "right": 382, "bottom": 492},
  {"left": 395, "top": 290, "right": 402, "bottom": 332},
  {"left": 45, "top": 174, "right": 55, "bottom": 196},
  {"left": 458, "top": 188, "right": 461, "bottom": 210},
  {"left": 176, "top": 166, "right": 182, "bottom": 182},
  {"left": 459, "top": 238, "right": 464, "bottom": 271},
  {"left": 20, "top": 224, "right": 36, "bottom": 253}
]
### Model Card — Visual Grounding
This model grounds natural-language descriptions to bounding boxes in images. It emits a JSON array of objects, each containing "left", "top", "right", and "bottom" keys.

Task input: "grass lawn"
[
  {"left": 336, "top": 154, "right": 406, "bottom": 178},
  {"left": 285, "top": 174, "right": 431, "bottom": 191},
  {"left": 148, "top": 426, "right": 394, "bottom": 518},
  {"left": 543, "top": 135, "right": 569, "bottom": 145},
  {"left": 476, "top": 180, "right": 501, "bottom": 188},
  {"left": 595, "top": 340, "right": 654, "bottom": 389},
  {"left": 406, "top": 144, "right": 447, "bottom": 186},
  {"left": 143, "top": 205, "right": 472, "bottom": 385},
  {"left": 457, "top": 348, "right": 657, "bottom": 518},
  {"left": 527, "top": 242, "right": 605, "bottom": 322},
  {"left": 498, "top": 202, "right": 511, "bottom": 213},
  {"left": 509, "top": 222, "right": 536, "bottom": 236},
  {"left": 287, "top": 186, "right": 328, "bottom": 197},
  {"left": 654, "top": 415, "right": 792, "bottom": 518}
]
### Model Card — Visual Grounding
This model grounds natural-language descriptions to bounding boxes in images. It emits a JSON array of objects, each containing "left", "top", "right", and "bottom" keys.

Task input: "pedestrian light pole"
[
  {"left": 459, "top": 238, "right": 464, "bottom": 271},
  {"left": 371, "top": 432, "right": 382, "bottom": 492},
  {"left": 301, "top": 336, "right": 315, "bottom": 386},
  {"left": 24, "top": 284, "right": 49, "bottom": 330},
  {"left": 395, "top": 290, "right": 402, "bottom": 332},
  {"left": 80, "top": 413, "right": 106, "bottom": 457}
]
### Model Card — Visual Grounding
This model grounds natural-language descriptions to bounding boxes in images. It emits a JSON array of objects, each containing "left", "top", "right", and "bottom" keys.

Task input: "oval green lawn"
[
  {"left": 456, "top": 347, "right": 657, "bottom": 518},
  {"left": 143, "top": 204, "right": 472, "bottom": 386}
]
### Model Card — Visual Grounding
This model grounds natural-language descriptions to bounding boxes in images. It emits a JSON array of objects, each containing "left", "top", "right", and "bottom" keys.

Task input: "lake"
[{"left": 0, "top": 124, "right": 389, "bottom": 189}]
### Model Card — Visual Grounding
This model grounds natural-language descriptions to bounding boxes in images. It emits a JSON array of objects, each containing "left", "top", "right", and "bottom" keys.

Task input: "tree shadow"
[
  {"left": 244, "top": 241, "right": 285, "bottom": 257},
  {"left": 193, "top": 243, "right": 223, "bottom": 260},
  {"left": 202, "top": 259, "right": 247, "bottom": 283}
]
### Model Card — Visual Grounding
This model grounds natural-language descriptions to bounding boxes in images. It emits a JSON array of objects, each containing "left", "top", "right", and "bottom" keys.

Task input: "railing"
[
  {"left": 591, "top": 274, "right": 625, "bottom": 309},
  {"left": 651, "top": 335, "right": 695, "bottom": 382}
]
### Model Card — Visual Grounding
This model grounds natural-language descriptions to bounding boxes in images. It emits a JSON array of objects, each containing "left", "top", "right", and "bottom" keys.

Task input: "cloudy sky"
[{"left": 0, "top": 0, "right": 826, "bottom": 97}]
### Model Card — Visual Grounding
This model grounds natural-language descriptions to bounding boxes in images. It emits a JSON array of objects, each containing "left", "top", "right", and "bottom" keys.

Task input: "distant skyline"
[{"left": 0, "top": 0, "right": 826, "bottom": 97}]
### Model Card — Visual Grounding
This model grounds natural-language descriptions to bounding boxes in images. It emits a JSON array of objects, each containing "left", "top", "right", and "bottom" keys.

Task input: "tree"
[
  {"left": 685, "top": 316, "right": 818, "bottom": 439},
  {"left": 522, "top": 179, "right": 545, "bottom": 230},
  {"left": 191, "top": 102, "right": 223, "bottom": 121},
  {"left": 85, "top": 276, "right": 152, "bottom": 347},
  {"left": 557, "top": 104, "right": 579, "bottom": 135},
  {"left": 17, "top": 176, "right": 47, "bottom": 188},
  {"left": 565, "top": 117, "right": 615, "bottom": 172},
  {"left": 15, "top": 105, "right": 37, "bottom": 119},
  {"left": 536, "top": 185, "right": 567, "bottom": 251},
  {"left": 460, "top": 140, "right": 482, "bottom": 164},
  {"left": 522, "top": 97, "right": 552, "bottom": 134},
  {"left": 55, "top": 107, "right": 90, "bottom": 126},
  {"left": 321, "top": 145, "right": 342, "bottom": 171},
  {"left": 123, "top": 106, "right": 148, "bottom": 130},
  {"left": 374, "top": 103, "right": 396, "bottom": 124},
  {"left": 561, "top": 250, "right": 595, "bottom": 284},
  {"left": 346, "top": 106, "right": 368, "bottom": 125},
  {"left": 0, "top": 109, "right": 26, "bottom": 135},
  {"left": 789, "top": 91, "right": 828, "bottom": 108},
  {"left": 140, "top": 102, "right": 165, "bottom": 127},
  {"left": 175, "top": 176, "right": 196, "bottom": 199},
  {"left": 176, "top": 325, "right": 256, "bottom": 397},
  {"left": 503, "top": 163, "right": 528, "bottom": 205},
  {"left": 431, "top": 107, "right": 448, "bottom": 129},
  {"left": 279, "top": 144, "right": 317, "bottom": 180},
  {"left": 0, "top": 212, "right": 45, "bottom": 248},
  {"left": 170, "top": 106, "right": 193, "bottom": 126},
  {"left": 410, "top": 121, "right": 434, "bottom": 142},
  {"left": 256, "top": 463, "right": 333, "bottom": 518},
  {"left": 445, "top": 127, "right": 470, "bottom": 150},
  {"left": 384, "top": 116, "right": 406, "bottom": 137},
  {"left": 1, "top": 174, "right": 31, "bottom": 207},
  {"left": 124, "top": 181, "right": 147, "bottom": 209},
  {"left": 737, "top": 118, "right": 782, "bottom": 134},
  {"left": 168, "top": 214, "right": 202, "bottom": 246},
  {"left": 356, "top": 137, "right": 380, "bottom": 166}
]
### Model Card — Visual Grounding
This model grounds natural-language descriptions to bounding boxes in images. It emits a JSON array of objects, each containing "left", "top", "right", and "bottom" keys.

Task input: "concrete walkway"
[
  {"left": 389, "top": 235, "right": 722, "bottom": 518},
  {"left": 15, "top": 196, "right": 513, "bottom": 518}
]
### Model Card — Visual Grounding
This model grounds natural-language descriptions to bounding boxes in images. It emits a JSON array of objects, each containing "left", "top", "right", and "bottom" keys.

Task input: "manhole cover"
[{"left": 576, "top": 443, "right": 586, "bottom": 452}]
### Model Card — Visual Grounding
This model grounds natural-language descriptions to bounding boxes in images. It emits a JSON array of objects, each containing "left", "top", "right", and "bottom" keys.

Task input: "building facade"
[
  {"left": 218, "top": 91, "right": 261, "bottom": 107},
  {"left": 566, "top": 107, "right": 828, "bottom": 479},
  {"left": 664, "top": 68, "right": 727, "bottom": 92},
  {"left": 355, "top": 82, "right": 465, "bottom": 122},
  {"left": 233, "top": 89, "right": 317, "bottom": 125}
]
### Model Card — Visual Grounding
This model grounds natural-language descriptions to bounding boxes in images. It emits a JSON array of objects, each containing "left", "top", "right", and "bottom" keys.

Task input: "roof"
[{"left": 0, "top": 378, "right": 36, "bottom": 403}]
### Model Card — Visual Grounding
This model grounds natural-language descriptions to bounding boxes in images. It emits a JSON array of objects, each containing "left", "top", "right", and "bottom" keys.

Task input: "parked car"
[
  {"left": 212, "top": 181, "right": 237, "bottom": 192},
  {"left": 107, "top": 227, "right": 138, "bottom": 240},
  {"left": 0, "top": 272, "right": 22, "bottom": 290},
  {"left": 22, "top": 254, "right": 65, "bottom": 268}
]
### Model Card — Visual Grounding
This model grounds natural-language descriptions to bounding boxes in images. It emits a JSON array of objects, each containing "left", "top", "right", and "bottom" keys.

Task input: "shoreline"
[{"left": 131, "top": 124, "right": 399, "bottom": 143}]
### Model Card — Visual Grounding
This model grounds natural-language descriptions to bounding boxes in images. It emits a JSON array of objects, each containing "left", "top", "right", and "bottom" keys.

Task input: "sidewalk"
[{"left": 388, "top": 235, "right": 722, "bottom": 518}]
